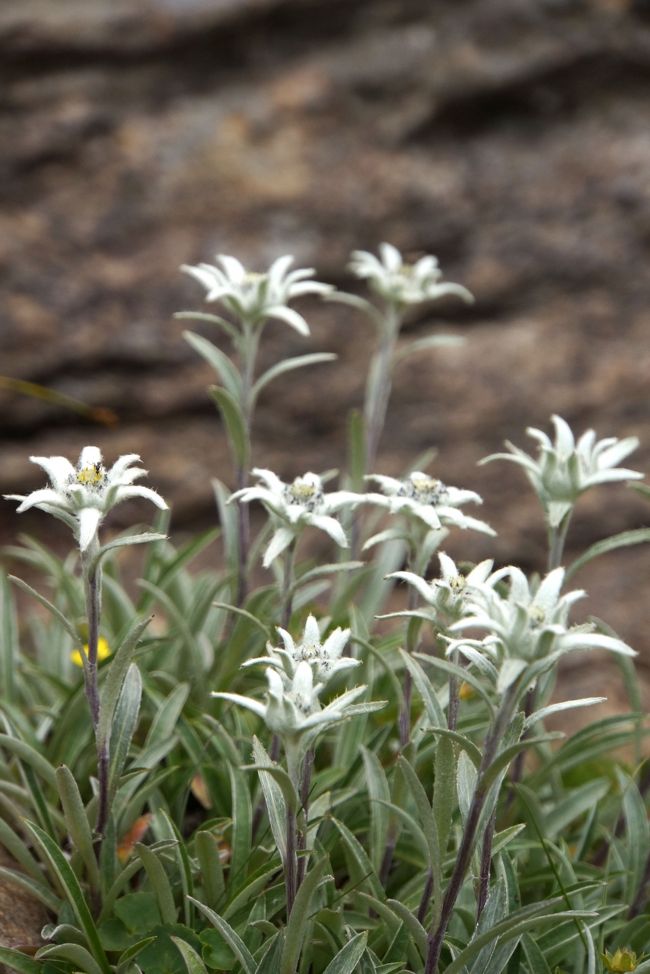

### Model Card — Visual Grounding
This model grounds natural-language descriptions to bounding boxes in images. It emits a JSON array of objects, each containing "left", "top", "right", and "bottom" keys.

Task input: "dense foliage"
[{"left": 1, "top": 245, "right": 649, "bottom": 974}]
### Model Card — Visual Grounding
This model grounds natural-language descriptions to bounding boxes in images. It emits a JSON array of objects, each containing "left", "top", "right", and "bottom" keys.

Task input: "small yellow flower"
[
  {"left": 459, "top": 681, "right": 476, "bottom": 701},
  {"left": 602, "top": 947, "right": 641, "bottom": 972},
  {"left": 71, "top": 637, "right": 111, "bottom": 668}
]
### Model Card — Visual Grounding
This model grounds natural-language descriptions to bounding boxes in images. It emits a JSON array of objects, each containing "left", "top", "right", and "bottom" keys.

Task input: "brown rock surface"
[
  {"left": 0, "top": 849, "right": 47, "bottom": 958},
  {"left": 1, "top": 0, "right": 649, "bottom": 685}
]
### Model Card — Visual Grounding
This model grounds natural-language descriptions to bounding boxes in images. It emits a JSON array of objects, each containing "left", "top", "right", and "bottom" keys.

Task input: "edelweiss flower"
[
  {"left": 385, "top": 553, "right": 494, "bottom": 625},
  {"left": 448, "top": 565, "right": 635, "bottom": 692},
  {"left": 182, "top": 253, "right": 333, "bottom": 334},
  {"left": 5, "top": 447, "right": 168, "bottom": 551},
  {"left": 213, "top": 662, "right": 372, "bottom": 739},
  {"left": 482, "top": 414, "right": 643, "bottom": 527},
  {"left": 243, "top": 614, "right": 359, "bottom": 684},
  {"left": 348, "top": 243, "right": 474, "bottom": 307},
  {"left": 365, "top": 472, "right": 495, "bottom": 536},
  {"left": 230, "top": 469, "right": 362, "bottom": 567}
]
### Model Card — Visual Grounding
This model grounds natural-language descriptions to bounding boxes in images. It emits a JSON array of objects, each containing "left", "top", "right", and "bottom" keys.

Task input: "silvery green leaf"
[
  {"left": 394, "top": 333, "right": 464, "bottom": 364},
  {"left": 497, "top": 657, "right": 529, "bottom": 694},
  {"left": 456, "top": 750, "right": 477, "bottom": 825},
  {"left": 56, "top": 765, "right": 100, "bottom": 891},
  {"left": 184, "top": 330, "right": 242, "bottom": 399},
  {"left": 321, "top": 932, "right": 368, "bottom": 974},
  {"left": 208, "top": 385, "right": 249, "bottom": 469},
  {"left": 175, "top": 310, "right": 238, "bottom": 341},
  {"left": 524, "top": 697, "right": 606, "bottom": 730}
]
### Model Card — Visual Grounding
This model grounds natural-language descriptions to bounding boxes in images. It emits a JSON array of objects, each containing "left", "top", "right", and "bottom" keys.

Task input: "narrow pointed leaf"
[
  {"left": 209, "top": 385, "right": 249, "bottom": 469},
  {"left": 322, "top": 932, "right": 368, "bottom": 974},
  {"left": 184, "top": 330, "right": 242, "bottom": 398},
  {"left": 281, "top": 858, "right": 329, "bottom": 974},
  {"left": 24, "top": 821, "right": 110, "bottom": 974},
  {"left": 250, "top": 736, "right": 290, "bottom": 862},
  {"left": 190, "top": 898, "right": 255, "bottom": 974},
  {"left": 135, "top": 842, "right": 176, "bottom": 925},
  {"left": 98, "top": 614, "right": 151, "bottom": 748},
  {"left": 171, "top": 937, "right": 209, "bottom": 974},
  {"left": 195, "top": 830, "right": 225, "bottom": 909},
  {"left": 56, "top": 765, "right": 100, "bottom": 890}
]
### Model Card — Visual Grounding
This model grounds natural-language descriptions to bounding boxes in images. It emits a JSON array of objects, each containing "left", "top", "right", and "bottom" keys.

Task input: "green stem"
[
  {"left": 364, "top": 303, "right": 400, "bottom": 474},
  {"left": 284, "top": 741, "right": 303, "bottom": 918},
  {"left": 281, "top": 539, "right": 297, "bottom": 629},
  {"left": 233, "top": 323, "right": 258, "bottom": 607},
  {"left": 81, "top": 545, "right": 109, "bottom": 843},
  {"left": 547, "top": 510, "right": 572, "bottom": 572}
]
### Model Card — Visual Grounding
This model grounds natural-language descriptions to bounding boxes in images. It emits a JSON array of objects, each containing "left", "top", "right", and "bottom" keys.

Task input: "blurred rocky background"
[{"left": 1, "top": 0, "right": 649, "bottom": 676}]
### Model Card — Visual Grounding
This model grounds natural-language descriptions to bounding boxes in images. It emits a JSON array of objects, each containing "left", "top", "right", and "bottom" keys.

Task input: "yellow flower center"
[
  {"left": 403, "top": 474, "right": 447, "bottom": 504},
  {"left": 76, "top": 464, "right": 105, "bottom": 487}
]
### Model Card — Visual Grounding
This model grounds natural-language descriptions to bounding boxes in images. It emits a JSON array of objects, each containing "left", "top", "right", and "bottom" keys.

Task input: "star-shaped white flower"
[
  {"left": 182, "top": 253, "right": 333, "bottom": 334},
  {"left": 385, "top": 553, "right": 495, "bottom": 625},
  {"left": 243, "top": 613, "right": 359, "bottom": 684},
  {"left": 447, "top": 565, "right": 635, "bottom": 692},
  {"left": 213, "top": 662, "right": 374, "bottom": 740},
  {"left": 5, "top": 447, "right": 168, "bottom": 551},
  {"left": 348, "top": 243, "right": 474, "bottom": 307},
  {"left": 481, "top": 414, "right": 643, "bottom": 527},
  {"left": 364, "top": 471, "right": 495, "bottom": 536},
  {"left": 230, "top": 469, "right": 363, "bottom": 567}
]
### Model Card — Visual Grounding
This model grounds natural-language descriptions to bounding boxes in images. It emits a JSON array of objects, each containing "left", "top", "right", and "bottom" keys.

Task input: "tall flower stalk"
[
  {"left": 214, "top": 615, "right": 384, "bottom": 916},
  {"left": 180, "top": 254, "right": 335, "bottom": 606},
  {"left": 346, "top": 243, "right": 473, "bottom": 476},
  {"left": 483, "top": 416, "right": 644, "bottom": 798},
  {"left": 5, "top": 448, "right": 167, "bottom": 846}
]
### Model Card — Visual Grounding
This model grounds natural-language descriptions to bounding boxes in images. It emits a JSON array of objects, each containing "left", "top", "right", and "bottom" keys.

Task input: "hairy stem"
[
  {"left": 425, "top": 688, "right": 517, "bottom": 974},
  {"left": 82, "top": 550, "right": 110, "bottom": 842},
  {"left": 447, "top": 647, "right": 460, "bottom": 732},
  {"left": 364, "top": 303, "right": 400, "bottom": 475},
  {"left": 547, "top": 510, "right": 572, "bottom": 573},
  {"left": 233, "top": 323, "right": 257, "bottom": 607},
  {"left": 285, "top": 805, "right": 297, "bottom": 917},
  {"left": 296, "top": 747, "right": 314, "bottom": 888},
  {"left": 476, "top": 808, "right": 497, "bottom": 922},
  {"left": 281, "top": 540, "right": 297, "bottom": 629}
]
